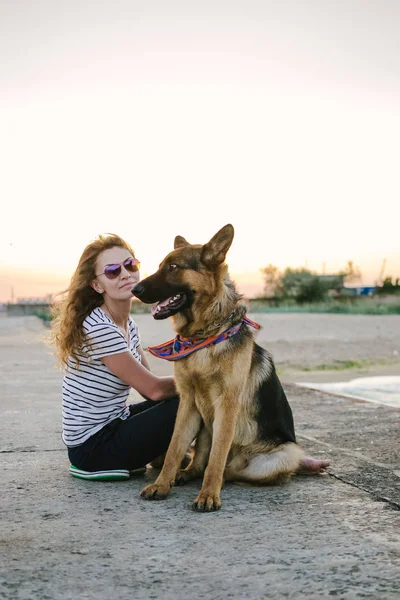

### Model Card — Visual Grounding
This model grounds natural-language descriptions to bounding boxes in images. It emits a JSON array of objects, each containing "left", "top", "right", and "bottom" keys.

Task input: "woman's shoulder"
[{"left": 83, "top": 307, "right": 116, "bottom": 332}]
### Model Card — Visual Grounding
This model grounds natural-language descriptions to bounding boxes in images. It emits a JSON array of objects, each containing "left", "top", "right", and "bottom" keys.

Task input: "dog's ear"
[
  {"left": 201, "top": 224, "right": 234, "bottom": 266},
  {"left": 174, "top": 235, "right": 190, "bottom": 249}
]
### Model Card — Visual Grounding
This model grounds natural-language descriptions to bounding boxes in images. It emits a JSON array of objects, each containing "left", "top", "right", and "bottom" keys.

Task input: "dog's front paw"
[
  {"left": 140, "top": 483, "right": 171, "bottom": 500},
  {"left": 192, "top": 490, "right": 221, "bottom": 512}
]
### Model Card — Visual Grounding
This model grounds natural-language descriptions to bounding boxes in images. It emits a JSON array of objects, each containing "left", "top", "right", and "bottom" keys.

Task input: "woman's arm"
[{"left": 101, "top": 351, "right": 176, "bottom": 401}]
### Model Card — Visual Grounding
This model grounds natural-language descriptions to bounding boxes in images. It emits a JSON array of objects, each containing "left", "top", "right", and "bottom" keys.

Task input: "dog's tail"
[{"left": 225, "top": 443, "right": 304, "bottom": 485}]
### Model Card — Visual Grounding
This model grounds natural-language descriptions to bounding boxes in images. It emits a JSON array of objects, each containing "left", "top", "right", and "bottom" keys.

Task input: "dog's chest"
[
  {"left": 176, "top": 364, "right": 218, "bottom": 397},
  {"left": 175, "top": 346, "right": 220, "bottom": 377},
  {"left": 174, "top": 354, "right": 222, "bottom": 421}
]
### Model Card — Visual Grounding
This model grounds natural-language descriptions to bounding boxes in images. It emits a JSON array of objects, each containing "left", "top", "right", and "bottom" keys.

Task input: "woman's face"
[{"left": 92, "top": 246, "right": 140, "bottom": 301}]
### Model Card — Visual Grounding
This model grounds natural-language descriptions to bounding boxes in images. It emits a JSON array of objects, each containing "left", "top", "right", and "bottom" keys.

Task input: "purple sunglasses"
[{"left": 97, "top": 257, "right": 140, "bottom": 280}]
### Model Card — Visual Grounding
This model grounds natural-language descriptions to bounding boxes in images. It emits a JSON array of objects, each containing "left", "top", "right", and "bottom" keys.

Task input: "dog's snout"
[{"left": 132, "top": 283, "right": 144, "bottom": 297}]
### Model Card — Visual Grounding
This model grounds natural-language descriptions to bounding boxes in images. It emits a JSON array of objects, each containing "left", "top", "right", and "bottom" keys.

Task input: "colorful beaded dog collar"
[{"left": 147, "top": 316, "right": 260, "bottom": 361}]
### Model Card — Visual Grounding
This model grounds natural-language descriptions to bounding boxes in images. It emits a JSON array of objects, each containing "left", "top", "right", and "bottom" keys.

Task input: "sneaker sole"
[{"left": 69, "top": 465, "right": 130, "bottom": 481}]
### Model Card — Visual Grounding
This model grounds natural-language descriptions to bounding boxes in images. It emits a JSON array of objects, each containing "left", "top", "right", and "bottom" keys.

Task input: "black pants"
[{"left": 67, "top": 396, "right": 179, "bottom": 471}]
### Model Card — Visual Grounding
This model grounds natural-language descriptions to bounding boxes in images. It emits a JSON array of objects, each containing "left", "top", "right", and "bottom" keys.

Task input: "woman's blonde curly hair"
[{"left": 50, "top": 233, "right": 135, "bottom": 368}]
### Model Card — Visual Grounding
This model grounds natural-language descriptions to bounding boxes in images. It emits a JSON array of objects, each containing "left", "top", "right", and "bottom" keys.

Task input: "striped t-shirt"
[{"left": 62, "top": 307, "right": 141, "bottom": 447}]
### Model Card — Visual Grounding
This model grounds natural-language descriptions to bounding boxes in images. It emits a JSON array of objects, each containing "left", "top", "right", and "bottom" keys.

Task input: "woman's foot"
[{"left": 297, "top": 456, "right": 330, "bottom": 475}]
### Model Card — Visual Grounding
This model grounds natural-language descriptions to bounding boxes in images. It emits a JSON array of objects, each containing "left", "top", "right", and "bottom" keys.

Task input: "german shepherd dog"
[{"left": 132, "top": 224, "right": 325, "bottom": 511}]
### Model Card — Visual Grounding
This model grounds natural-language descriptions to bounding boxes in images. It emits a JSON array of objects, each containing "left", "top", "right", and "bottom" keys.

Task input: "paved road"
[{"left": 0, "top": 316, "right": 399, "bottom": 599}]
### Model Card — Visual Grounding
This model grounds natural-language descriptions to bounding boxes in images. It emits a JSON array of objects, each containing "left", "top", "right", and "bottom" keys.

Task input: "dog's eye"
[{"left": 169, "top": 263, "right": 178, "bottom": 271}]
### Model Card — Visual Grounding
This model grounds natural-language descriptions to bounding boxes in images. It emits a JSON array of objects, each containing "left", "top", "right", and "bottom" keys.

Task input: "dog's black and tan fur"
[{"left": 133, "top": 224, "right": 306, "bottom": 511}]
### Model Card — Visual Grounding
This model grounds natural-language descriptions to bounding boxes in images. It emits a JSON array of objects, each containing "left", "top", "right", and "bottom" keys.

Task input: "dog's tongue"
[{"left": 151, "top": 298, "right": 171, "bottom": 316}]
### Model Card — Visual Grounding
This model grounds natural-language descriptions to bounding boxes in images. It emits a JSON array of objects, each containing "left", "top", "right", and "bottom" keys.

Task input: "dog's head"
[{"left": 132, "top": 224, "right": 234, "bottom": 320}]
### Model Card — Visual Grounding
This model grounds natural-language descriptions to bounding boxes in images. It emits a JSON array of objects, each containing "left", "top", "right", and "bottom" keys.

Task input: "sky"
[{"left": 1, "top": 0, "right": 399, "bottom": 302}]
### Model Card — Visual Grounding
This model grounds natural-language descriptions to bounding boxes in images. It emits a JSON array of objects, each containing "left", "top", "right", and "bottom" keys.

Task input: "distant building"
[
  {"left": 7, "top": 302, "right": 51, "bottom": 316},
  {"left": 345, "top": 286, "right": 376, "bottom": 296},
  {"left": 16, "top": 294, "right": 53, "bottom": 304},
  {"left": 317, "top": 274, "right": 345, "bottom": 296},
  {"left": 317, "top": 274, "right": 345, "bottom": 288}
]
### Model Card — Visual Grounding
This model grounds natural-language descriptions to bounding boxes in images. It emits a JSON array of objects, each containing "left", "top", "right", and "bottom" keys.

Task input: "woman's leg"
[
  {"left": 128, "top": 399, "right": 156, "bottom": 416},
  {"left": 70, "top": 397, "right": 180, "bottom": 471}
]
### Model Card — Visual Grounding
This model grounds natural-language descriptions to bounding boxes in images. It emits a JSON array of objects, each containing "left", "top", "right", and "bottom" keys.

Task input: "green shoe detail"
[{"left": 69, "top": 465, "right": 130, "bottom": 481}]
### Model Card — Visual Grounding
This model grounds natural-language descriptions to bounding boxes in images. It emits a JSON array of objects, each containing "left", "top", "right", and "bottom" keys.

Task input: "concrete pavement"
[{"left": 0, "top": 316, "right": 399, "bottom": 599}]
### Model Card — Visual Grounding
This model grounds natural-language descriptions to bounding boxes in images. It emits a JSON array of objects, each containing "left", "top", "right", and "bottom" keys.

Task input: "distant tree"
[
  {"left": 376, "top": 275, "right": 400, "bottom": 295},
  {"left": 261, "top": 263, "right": 281, "bottom": 297},
  {"left": 341, "top": 260, "right": 362, "bottom": 285},
  {"left": 382, "top": 276, "right": 394, "bottom": 289},
  {"left": 261, "top": 263, "right": 357, "bottom": 303},
  {"left": 279, "top": 268, "right": 330, "bottom": 303}
]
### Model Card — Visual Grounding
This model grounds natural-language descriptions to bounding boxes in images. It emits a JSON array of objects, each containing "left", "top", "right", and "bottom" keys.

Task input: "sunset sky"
[{"left": 1, "top": 1, "right": 399, "bottom": 302}]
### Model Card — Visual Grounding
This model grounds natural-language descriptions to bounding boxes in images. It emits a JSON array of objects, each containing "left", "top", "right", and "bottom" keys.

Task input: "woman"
[{"left": 51, "top": 233, "right": 179, "bottom": 480}]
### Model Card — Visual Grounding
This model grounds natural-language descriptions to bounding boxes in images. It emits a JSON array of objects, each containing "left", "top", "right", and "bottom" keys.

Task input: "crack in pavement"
[{"left": 328, "top": 472, "right": 400, "bottom": 511}]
